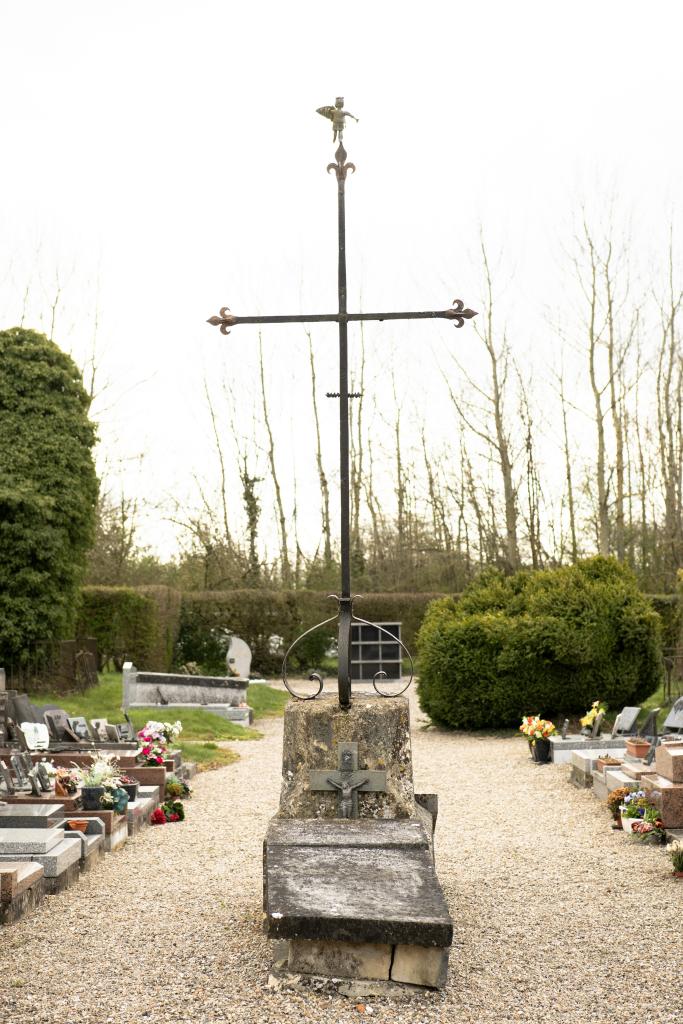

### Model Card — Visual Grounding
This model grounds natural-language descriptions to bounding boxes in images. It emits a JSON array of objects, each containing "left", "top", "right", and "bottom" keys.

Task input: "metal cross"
[
  {"left": 309, "top": 742, "right": 386, "bottom": 819},
  {"left": 208, "top": 98, "right": 476, "bottom": 709}
]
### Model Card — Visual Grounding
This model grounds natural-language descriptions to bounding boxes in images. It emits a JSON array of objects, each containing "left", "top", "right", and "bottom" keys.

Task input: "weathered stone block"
[
  {"left": 288, "top": 938, "right": 391, "bottom": 980},
  {"left": 391, "top": 944, "right": 449, "bottom": 988},
  {"left": 642, "top": 775, "right": 683, "bottom": 827},
  {"left": 0, "top": 805, "right": 64, "bottom": 829},
  {"left": 0, "top": 827, "right": 63, "bottom": 854},
  {"left": 279, "top": 695, "right": 414, "bottom": 819},
  {"left": 656, "top": 743, "right": 683, "bottom": 784},
  {"left": 264, "top": 817, "right": 452, "bottom": 947}
]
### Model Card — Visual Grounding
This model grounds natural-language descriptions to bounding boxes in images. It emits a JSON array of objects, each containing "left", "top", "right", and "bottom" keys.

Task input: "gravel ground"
[{"left": 1, "top": 686, "right": 681, "bottom": 1024}]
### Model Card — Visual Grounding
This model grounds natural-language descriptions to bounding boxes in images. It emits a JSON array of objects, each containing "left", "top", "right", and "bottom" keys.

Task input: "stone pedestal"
[
  {"left": 278, "top": 695, "right": 414, "bottom": 820},
  {"left": 264, "top": 693, "right": 452, "bottom": 991}
]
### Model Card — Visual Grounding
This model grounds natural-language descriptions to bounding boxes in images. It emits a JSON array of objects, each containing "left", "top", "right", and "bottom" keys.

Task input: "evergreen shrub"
[{"left": 417, "top": 557, "right": 663, "bottom": 730}]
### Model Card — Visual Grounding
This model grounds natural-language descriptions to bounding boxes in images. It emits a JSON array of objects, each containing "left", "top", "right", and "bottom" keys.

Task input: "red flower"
[
  {"left": 150, "top": 808, "right": 167, "bottom": 825},
  {"left": 170, "top": 813, "right": 180, "bottom": 822}
]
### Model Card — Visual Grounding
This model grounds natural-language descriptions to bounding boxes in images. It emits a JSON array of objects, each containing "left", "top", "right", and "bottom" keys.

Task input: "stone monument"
[{"left": 208, "top": 99, "right": 477, "bottom": 990}]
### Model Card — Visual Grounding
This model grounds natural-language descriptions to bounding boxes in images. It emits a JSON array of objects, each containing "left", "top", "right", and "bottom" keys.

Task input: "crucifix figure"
[
  {"left": 309, "top": 742, "right": 387, "bottom": 819},
  {"left": 208, "top": 98, "right": 476, "bottom": 710}
]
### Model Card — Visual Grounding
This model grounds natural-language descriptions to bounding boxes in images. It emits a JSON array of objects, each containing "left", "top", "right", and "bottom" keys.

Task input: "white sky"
[{"left": 1, "top": 1, "right": 683, "bottom": 559}]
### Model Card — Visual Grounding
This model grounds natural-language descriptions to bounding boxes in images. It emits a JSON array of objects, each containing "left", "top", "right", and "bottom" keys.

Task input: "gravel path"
[{"left": 1, "top": 689, "right": 681, "bottom": 1024}]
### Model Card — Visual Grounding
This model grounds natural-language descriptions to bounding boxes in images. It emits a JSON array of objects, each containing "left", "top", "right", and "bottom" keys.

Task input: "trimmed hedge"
[
  {"left": 417, "top": 558, "right": 663, "bottom": 730},
  {"left": 77, "top": 586, "right": 181, "bottom": 671}
]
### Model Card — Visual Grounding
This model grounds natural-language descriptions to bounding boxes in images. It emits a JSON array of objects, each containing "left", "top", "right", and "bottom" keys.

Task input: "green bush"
[
  {"left": 0, "top": 328, "right": 98, "bottom": 665},
  {"left": 417, "top": 557, "right": 663, "bottom": 730}
]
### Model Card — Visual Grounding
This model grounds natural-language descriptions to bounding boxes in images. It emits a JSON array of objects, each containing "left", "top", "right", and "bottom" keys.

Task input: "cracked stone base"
[{"left": 282, "top": 938, "right": 449, "bottom": 989}]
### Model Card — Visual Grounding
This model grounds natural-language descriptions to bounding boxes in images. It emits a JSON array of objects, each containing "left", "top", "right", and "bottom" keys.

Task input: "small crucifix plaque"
[{"left": 309, "top": 742, "right": 387, "bottom": 819}]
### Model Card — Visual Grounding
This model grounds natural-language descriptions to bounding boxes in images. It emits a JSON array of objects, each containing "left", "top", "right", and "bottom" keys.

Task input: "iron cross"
[{"left": 208, "top": 98, "right": 476, "bottom": 710}]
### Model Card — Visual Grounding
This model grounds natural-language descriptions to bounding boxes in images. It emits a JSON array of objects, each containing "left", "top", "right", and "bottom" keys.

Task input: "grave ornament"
[{"left": 208, "top": 98, "right": 476, "bottom": 709}]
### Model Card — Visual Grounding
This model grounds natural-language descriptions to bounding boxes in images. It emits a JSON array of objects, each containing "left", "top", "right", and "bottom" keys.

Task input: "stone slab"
[
  {"left": 591, "top": 773, "right": 609, "bottom": 802},
  {"left": 550, "top": 736, "right": 628, "bottom": 764},
  {"left": 278, "top": 695, "right": 415, "bottom": 820},
  {"left": 288, "top": 939, "right": 392, "bottom": 980},
  {"left": 621, "top": 763, "right": 658, "bottom": 781},
  {"left": 642, "top": 775, "right": 683, "bottom": 828},
  {"left": 391, "top": 944, "right": 449, "bottom": 988},
  {"left": 0, "top": 827, "right": 64, "bottom": 854},
  {"left": 0, "top": 804, "right": 64, "bottom": 828},
  {"left": 138, "top": 785, "right": 160, "bottom": 805},
  {"left": 264, "top": 817, "right": 452, "bottom": 947},
  {"left": 656, "top": 743, "right": 683, "bottom": 784},
  {"left": 605, "top": 770, "right": 638, "bottom": 793}
]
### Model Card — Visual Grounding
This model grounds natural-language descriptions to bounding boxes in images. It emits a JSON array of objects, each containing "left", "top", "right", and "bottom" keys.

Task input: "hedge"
[
  {"left": 77, "top": 586, "right": 181, "bottom": 671},
  {"left": 416, "top": 558, "right": 663, "bottom": 730}
]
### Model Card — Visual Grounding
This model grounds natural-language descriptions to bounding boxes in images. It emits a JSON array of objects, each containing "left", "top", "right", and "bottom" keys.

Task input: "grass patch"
[
  {"left": 177, "top": 741, "right": 240, "bottom": 772},
  {"left": 248, "top": 684, "right": 288, "bottom": 717}
]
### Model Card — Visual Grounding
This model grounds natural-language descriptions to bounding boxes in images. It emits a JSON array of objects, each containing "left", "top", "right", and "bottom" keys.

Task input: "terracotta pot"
[
  {"left": 626, "top": 738, "right": 651, "bottom": 759},
  {"left": 673, "top": 870, "right": 683, "bottom": 878},
  {"left": 67, "top": 820, "right": 89, "bottom": 832}
]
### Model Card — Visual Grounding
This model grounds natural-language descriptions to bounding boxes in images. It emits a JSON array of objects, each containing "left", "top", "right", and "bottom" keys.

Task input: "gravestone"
[
  {"left": 663, "top": 698, "right": 683, "bottom": 735},
  {"left": 44, "top": 710, "right": 81, "bottom": 744},
  {"left": 612, "top": 706, "right": 640, "bottom": 736},
  {"left": 90, "top": 719, "right": 110, "bottom": 741},
  {"left": 0, "top": 760, "right": 15, "bottom": 795},
  {"left": 68, "top": 717, "right": 92, "bottom": 742},
  {"left": 20, "top": 722, "right": 50, "bottom": 751},
  {"left": 226, "top": 636, "right": 251, "bottom": 678}
]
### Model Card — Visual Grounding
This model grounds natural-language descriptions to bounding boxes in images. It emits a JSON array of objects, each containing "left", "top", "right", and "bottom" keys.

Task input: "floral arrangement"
[
  {"left": 631, "top": 818, "right": 666, "bottom": 844},
  {"left": 119, "top": 774, "right": 138, "bottom": 785},
  {"left": 136, "top": 723, "right": 169, "bottom": 766},
  {"left": 55, "top": 766, "right": 79, "bottom": 795},
  {"left": 165, "top": 774, "right": 192, "bottom": 800},
  {"left": 519, "top": 716, "right": 556, "bottom": 741},
  {"left": 100, "top": 787, "right": 129, "bottom": 814},
  {"left": 76, "top": 753, "right": 121, "bottom": 789},
  {"left": 620, "top": 790, "right": 659, "bottom": 820},
  {"left": 607, "top": 786, "right": 632, "bottom": 821},
  {"left": 580, "top": 700, "right": 607, "bottom": 732},
  {"left": 150, "top": 800, "right": 185, "bottom": 825}
]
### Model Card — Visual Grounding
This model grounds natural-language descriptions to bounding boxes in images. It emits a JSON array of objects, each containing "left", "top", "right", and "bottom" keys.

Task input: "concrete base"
[
  {"left": 0, "top": 861, "right": 46, "bottom": 925},
  {"left": 286, "top": 938, "right": 449, "bottom": 989},
  {"left": 107, "top": 817, "right": 129, "bottom": 852}
]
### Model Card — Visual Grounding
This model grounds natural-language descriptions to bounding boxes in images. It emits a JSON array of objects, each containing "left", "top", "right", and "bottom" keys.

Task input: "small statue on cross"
[
  {"left": 316, "top": 97, "right": 358, "bottom": 142},
  {"left": 325, "top": 773, "right": 369, "bottom": 819}
]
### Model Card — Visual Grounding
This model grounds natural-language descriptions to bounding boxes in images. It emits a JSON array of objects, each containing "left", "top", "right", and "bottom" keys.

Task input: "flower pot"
[
  {"left": 80, "top": 785, "right": 105, "bottom": 810},
  {"left": 597, "top": 758, "right": 622, "bottom": 771},
  {"left": 120, "top": 782, "right": 139, "bottom": 802},
  {"left": 621, "top": 812, "right": 640, "bottom": 834},
  {"left": 532, "top": 739, "right": 551, "bottom": 764},
  {"left": 67, "top": 819, "right": 89, "bottom": 833},
  {"left": 673, "top": 871, "right": 683, "bottom": 879},
  {"left": 626, "top": 738, "right": 651, "bottom": 760}
]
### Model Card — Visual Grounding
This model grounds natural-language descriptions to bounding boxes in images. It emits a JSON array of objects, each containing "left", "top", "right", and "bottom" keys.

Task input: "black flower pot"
[
  {"left": 532, "top": 739, "right": 551, "bottom": 764},
  {"left": 121, "top": 782, "right": 139, "bottom": 802},
  {"left": 80, "top": 785, "right": 105, "bottom": 810}
]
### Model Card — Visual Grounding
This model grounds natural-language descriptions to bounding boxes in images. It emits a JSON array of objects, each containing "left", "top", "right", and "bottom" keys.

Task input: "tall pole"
[{"left": 331, "top": 138, "right": 355, "bottom": 709}]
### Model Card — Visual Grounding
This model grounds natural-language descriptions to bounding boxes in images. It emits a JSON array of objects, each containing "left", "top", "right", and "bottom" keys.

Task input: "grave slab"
[
  {"left": 620, "top": 763, "right": 658, "bottom": 782},
  {"left": 264, "top": 818, "right": 452, "bottom": 948},
  {"left": 605, "top": 770, "right": 639, "bottom": 793},
  {"left": 0, "top": 827, "right": 64, "bottom": 854},
  {"left": 550, "top": 735, "right": 628, "bottom": 764},
  {"left": 0, "top": 804, "right": 64, "bottom": 829}
]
